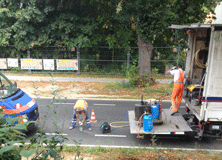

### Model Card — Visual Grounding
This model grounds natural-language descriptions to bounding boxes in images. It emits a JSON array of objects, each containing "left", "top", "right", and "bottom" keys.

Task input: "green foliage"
[
  {"left": 150, "top": 134, "right": 158, "bottom": 146},
  {"left": 20, "top": 149, "right": 36, "bottom": 159},
  {"left": 152, "top": 68, "right": 159, "bottom": 75},
  {"left": 71, "top": 139, "right": 84, "bottom": 160},
  {"left": 24, "top": 130, "right": 67, "bottom": 160},
  {"left": 151, "top": 67, "right": 159, "bottom": 79},
  {"left": 0, "top": 111, "right": 27, "bottom": 160},
  {"left": 119, "top": 81, "right": 135, "bottom": 89},
  {"left": 178, "top": 48, "right": 187, "bottom": 68},
  {"left": 127, "top": 60, "right": 156, "bottom": 87},
  {"left": 8, "top": 67, "right": 22, "bottom": 72},
  {"left": 117, "top": 0, "right": 216, "bottom": 44},
  {"left": 145, "top": 83, "right": 173, "bottom": 96},
  {"left": 1, "top": 0, "right": 215, "bottom": 76},
  {"left": 0, "top": 0, "right": 133, "bottom": 50},
  {"left": 105, "top": 81, "right": 135, "bottom": 91},
  {"left": 84, "top": 144, "right": 108, "bottom": 155},
  {"left": 116, "top": 0, "right": 217, "bottom": 75},
  {"left": 126, "top": 61, "right": 139, "bottom": 86}
]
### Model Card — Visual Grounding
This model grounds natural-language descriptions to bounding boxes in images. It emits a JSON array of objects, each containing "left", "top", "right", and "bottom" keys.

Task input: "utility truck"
[
  {"left": 0, "top": 72, "right": 39, "bottom": 132},
  {"left": 128, "top": 23, "right": 222, "bottom": 139}
]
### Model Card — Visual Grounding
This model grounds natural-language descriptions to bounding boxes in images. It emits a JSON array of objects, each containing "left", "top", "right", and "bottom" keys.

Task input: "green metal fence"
[{"left": 0, "top": 46, "right": 184, "bottom": 75}]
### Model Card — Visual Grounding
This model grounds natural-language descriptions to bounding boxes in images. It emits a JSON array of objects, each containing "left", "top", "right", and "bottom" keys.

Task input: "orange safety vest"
[{"left": 174, "top": 70, "right": 184, "bottom": 84}]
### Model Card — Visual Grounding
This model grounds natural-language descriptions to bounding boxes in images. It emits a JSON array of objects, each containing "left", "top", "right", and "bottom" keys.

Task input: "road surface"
[{"left": 26, "top": 98, "right": 221, "bottom": 150}]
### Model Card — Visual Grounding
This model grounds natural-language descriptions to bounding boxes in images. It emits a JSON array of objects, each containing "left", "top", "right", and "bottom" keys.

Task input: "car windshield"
[{"left": 0, "top": 72, "right": 18, "bottom": 98}]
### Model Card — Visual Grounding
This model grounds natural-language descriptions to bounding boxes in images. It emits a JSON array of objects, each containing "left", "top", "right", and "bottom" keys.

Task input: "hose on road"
[
  {"left": 109, "top": 113, "right": 129, "bottom": 128},
  {"left": 109, "top": 121, "right": 129, "bottom": 128}
]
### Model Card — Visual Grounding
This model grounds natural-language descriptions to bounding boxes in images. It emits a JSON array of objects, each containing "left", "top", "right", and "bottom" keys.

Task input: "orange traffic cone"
[{"left": 90, "top": 109, "right": 97, "bottom": 123}]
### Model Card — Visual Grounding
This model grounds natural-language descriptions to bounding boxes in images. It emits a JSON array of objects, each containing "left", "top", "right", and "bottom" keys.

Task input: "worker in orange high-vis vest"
[
  {"left": 167, "top": 65, "right": 186, "bottom": 116},
  {"left": 69, "top": 100, "right": 92, "bottom": 130}
]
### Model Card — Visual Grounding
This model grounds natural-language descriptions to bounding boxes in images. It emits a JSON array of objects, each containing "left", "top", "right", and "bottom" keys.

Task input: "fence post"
[
  {"left": 77, "top": 47, "right": 80, "bottom": 75},
  {"left": 127, "top": 49, "right": 130, "bottom": 70},
  {"left": 27, "top": 48, "right": 31, "bottom": 75}
]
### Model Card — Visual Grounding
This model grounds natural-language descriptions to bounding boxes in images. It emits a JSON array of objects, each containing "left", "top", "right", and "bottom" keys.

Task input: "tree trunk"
[{"left": 137, "top": 35, "right": 153, "bottom": 77}]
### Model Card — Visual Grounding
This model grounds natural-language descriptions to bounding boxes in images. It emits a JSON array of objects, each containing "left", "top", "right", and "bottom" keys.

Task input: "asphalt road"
[{"left": 26, "top": 98, "right": 221, "bottom": 150}]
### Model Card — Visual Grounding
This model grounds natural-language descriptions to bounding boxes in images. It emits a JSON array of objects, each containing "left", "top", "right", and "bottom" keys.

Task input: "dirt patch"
[
  {"left": 17, "top": 81, "right": 122, "bottom": 99},
  {"left": 16, "top": 80, "right": 172, "bottom": 99},
  {"left": 22, "top": 152, "right": 98, "bottom": 160}
]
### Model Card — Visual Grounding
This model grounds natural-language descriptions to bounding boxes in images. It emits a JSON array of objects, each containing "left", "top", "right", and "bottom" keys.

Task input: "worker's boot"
[
  {"left": 69, "top": 126, "right": 74, "bottom": 130},
  {"left": 88, "top": 127, "right": 92, "bottom": 131},
  {"left": 171, "top": 105, "right": 179, "bottom": 116},
  {"left": 171, "top": 111, "right": 179, "bottom": 116}
]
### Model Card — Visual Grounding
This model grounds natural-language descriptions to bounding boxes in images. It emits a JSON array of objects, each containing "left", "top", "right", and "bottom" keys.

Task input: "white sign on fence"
[
  {"left": 56, "top": 59, "right": 78, "bottom": 70},
  {"left": 7, "top": 58, "right": 18, "bottom": 67},
  {"left": 0, "top": 59, "right": 7, "bottom": 69},
  {"left": 43, "top": 59, "right": 55, "bottom": 70},
  {"left": 21, "top": 59, "right": 43, "bottom": 70}
]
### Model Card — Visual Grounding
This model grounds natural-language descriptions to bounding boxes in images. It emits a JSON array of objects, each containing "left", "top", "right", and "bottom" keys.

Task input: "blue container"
[
  {"left": 143, "top": 114, "right": 153, "bottom": 132},
  {"left": 151, "top": 104, "right": 160, "bottom": 121}
]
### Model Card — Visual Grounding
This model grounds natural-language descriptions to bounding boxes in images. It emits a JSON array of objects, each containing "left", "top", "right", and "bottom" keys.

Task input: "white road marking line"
[
  {"left": 46, "top": 133, "right": 68, "bottom": 136},
  {"left": 53, "top": 103, "right": 74, "bottom": 105},
  {"left": 95, "top": 134, "right": 126, "bottom": 137},
  {"left": 94, "top": 104, "right": 116, "bottom": 106}
]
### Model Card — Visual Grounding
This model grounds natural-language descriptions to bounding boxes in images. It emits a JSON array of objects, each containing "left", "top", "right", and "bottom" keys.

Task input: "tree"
[
  {"left": 0, "top": 0, "right": 217, "bottom": 75},
  {"left": 0, "top": 0, "right": 117, "bottom": 49},
  {"left": 116, "top": 0, "right": 217, "bottom": 77}
]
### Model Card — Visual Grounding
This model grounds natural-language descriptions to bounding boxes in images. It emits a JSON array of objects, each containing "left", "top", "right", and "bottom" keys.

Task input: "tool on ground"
[
  {"left": 100, "top": 122, "right": 111, "bottom": 133},
  {"left": 79, "top": 123, "right": 83, "bottom": 131}
]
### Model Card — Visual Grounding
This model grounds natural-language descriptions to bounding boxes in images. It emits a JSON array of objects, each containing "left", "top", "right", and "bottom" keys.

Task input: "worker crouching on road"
[
  {"left": 167, "top": 65, "right": 186, "bottom": 116},
  {"left": 69, "top": 99, "right": 92, "bottom": 130}
]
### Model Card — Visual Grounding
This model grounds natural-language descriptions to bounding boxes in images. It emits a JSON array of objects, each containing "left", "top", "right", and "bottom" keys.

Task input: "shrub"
[
  {"left": 0, "top": 110, "right": 28, "bottom": 160},
  {"left": 126, "top": 61, "right": 156, "bottom": 87}
]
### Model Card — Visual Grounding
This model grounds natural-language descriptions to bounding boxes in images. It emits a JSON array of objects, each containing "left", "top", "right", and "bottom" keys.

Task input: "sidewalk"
[
  {"left": 7, "top": 76, "right": 129, "bottom": 83},
  {"left": 7, "top": 76, "right": 172, "bottom": 84}
]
